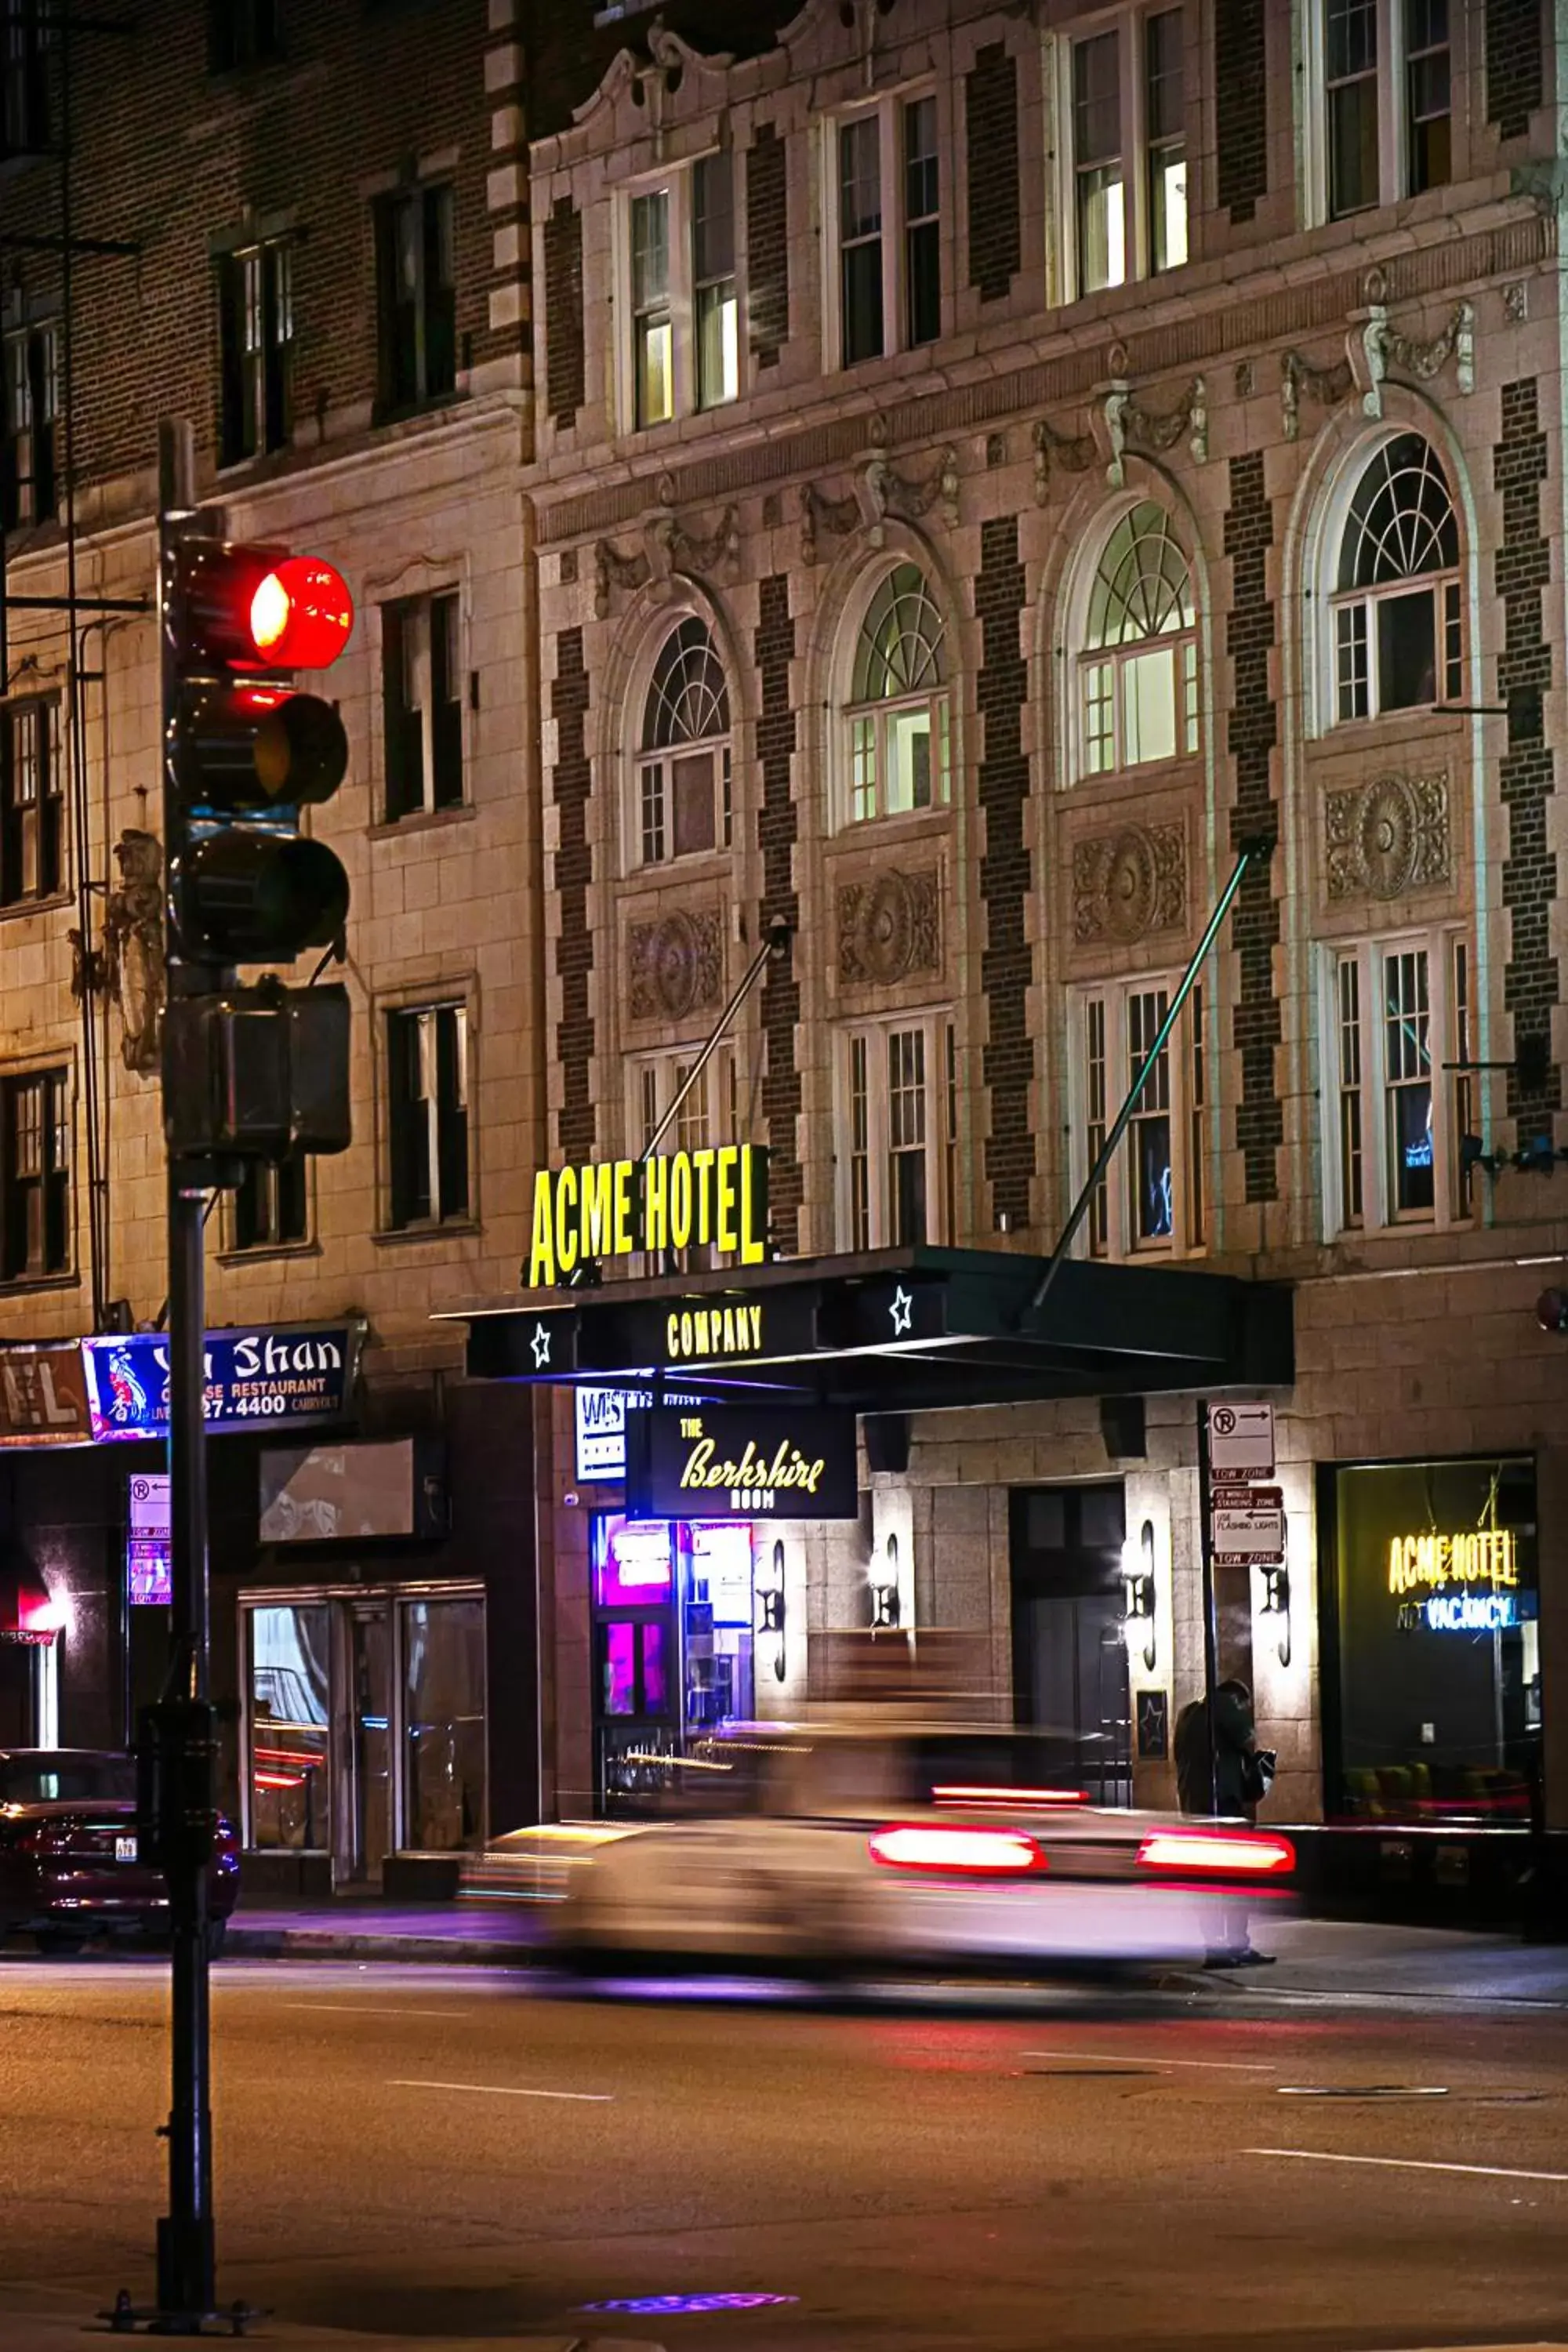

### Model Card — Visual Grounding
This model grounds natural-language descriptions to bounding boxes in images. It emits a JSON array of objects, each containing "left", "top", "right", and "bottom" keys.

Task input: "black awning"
[{"left": 448, "top": 1247, "right": 1293, "bottom": 1414}]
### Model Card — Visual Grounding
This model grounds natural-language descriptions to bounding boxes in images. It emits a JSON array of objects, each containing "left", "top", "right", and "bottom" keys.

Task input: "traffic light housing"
[{"left": 165, "top": 537, "right": 353, "bottom": 966}]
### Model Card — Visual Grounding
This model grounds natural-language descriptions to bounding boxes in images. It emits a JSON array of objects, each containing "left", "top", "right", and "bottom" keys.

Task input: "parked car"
[
  {"left": 0, "top": 1748, "right": 240, "bottom": 1957},
  {"left": 536, "top": 1721, "right": 1295, "bottom": 1980}
]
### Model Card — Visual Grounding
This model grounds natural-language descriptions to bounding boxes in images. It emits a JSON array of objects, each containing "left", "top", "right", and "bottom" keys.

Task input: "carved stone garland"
[
  {"left": 594, "top": 481, "right": 740, "bottom": 619},
  {"left": 800, "top": 419, "right": 959, "bottom": 564}
]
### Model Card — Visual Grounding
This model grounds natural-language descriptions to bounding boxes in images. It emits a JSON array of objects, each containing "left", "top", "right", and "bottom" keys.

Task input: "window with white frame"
[
  {"left": 627, "top": 152, "right": 739, "bottom": 430},
  {"left": 1076, "top": 980, "right": 1206, "bottom": 1258},
  {"left": 1325, "top": 931, "right": 1472, "bottom": 1233},
  {"left": 1318, "top": 0, "right": 1451, "bottom": 218},
  {"left": 833, "top": 92, "right": 942, "bottom": 368},
  {"left": 1330, "top": 434, "right": 1460, "bottom": 724},
  {"left": 844, "top": 564, "right": 949, "bottom": 824},
  {"left": 631, "top": 1046, "right": 737, "bottom": 1271},
  {"left": 1, "top": 319, "right": 56, "bottom": 529},
  {"left": 1062, "top": 7, "right": 1188, "bottom": 299},
  {"left": 387, "top": 1001, "right": 469, "bottom": 1230},
  {"left": 635, "top": 618, "right": 731, "bottom": 866},
  {"left": 839, "top": 1014, "right": 956, "bottom": 1250},
  {"left": 1077, "top": 503, "right": 1199, "bottom": 779},
  {"left": 382, "top": 590, "right": 463, "bottom": 821}
]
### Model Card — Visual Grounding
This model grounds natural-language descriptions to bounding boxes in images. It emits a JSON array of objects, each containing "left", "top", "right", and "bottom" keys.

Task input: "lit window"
[
  {"left": 1330, "top": 434, "right": 1461, "bottom": 724},
  {"left": 624, "top": 155, "right": 740, "bottom": 430},
  {"left": 1324, "top": 931, "right": 1472, "bottom": 1234},
  {"left": 635, "top": 619, "right": 731, "bottom": 866},
  {"left": 844, "top": 564, "right": 949, "bottom": 824},
  {"left": 382, "top": 591, "right": 463, "bottom": 821},
  {"left": 1, "top": 321, "right": 56, "bottom": 528},
  {"left": 1078, "top": 503, "right": 1199, "bottom": 778},
  {"left": 833, "top": 93, "right": 942, "bottom": 368},
  {"left": 387, "top": 1003, "right": 469, "bottom": 1229},
  {"left": 0, "top": 1065, "right": 68, "bottom": 1281},
  {"left": 1318, "top": 0, "right": 1450, "bottom": 218},
  {"left": 1073, "top": 982, "right": 1206, "bottom": 1260},
  {"left": 1063, "top": 9, "right": 1186, "bottom": 298},
  {"left": 840, "top": 1015, "right": 956, "bottom": 1249},
  {"left": 218, "top": 238, "right": 292, "bottom": 466}
]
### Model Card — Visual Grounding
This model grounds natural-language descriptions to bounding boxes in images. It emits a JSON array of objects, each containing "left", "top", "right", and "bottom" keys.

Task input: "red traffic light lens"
[{"left": 248, "top": 557, "right": 354, "bottom": 669}]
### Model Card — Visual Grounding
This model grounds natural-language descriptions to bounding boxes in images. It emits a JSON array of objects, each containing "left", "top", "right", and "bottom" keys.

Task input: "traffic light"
[{"left": 165, "top": 538, "right": 353, "bottom": 966}]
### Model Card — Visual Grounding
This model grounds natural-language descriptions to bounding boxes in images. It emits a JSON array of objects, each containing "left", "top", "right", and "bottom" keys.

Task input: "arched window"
[
  {"left": 1331, "top": 434, "right": 1460, "bottom": 723},
  {"left": 1078, "top": 502, "right": 1198, "bottom": 776},
  {"left": 844, "top": 562, "right": 949, "bottom": 822},
  {"left": 636, "top": 616, "right": 731, "bottom": 864}
]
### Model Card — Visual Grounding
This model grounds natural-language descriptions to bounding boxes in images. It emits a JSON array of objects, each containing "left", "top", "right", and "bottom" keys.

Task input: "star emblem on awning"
[
  {"left": 888, "top": 1285, "right": 913, "bottom": 1337},
  {"left": 530, "top": 1321, "right": 552, "bottom": 1370}
]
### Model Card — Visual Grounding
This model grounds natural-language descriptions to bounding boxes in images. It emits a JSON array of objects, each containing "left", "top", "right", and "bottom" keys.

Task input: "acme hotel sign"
[{"left": 528, "top": 1145, "right": 768, "bottom": 1288}]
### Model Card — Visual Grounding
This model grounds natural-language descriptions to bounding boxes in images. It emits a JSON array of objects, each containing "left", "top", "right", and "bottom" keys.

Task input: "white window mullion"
[
  {"left": 880, "top": 106, "right": 900, "bottom": 365},
  {"left": 1123, "top": 24, "right": 1149, "bottom": 286},
  {"left": 1379, "top": 0, "right": 1402, "bottom": 205}
]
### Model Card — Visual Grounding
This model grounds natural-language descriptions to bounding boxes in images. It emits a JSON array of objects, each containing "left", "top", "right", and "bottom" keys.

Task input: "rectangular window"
[
  {"left": 1327, "top": 0, "right": 1380, "bottom": 216},
  {"left": 0, "top": 699, "right": 61, "bottom": 904},
  {"left": 692, "top": 154, "right": 738, "bottom": 410},
  {"left": 401, "top": 1595, "right": 486, "bottom": 1851},
  {"left": 382, "top": 592, "right": 463, "bottom": 821},
  {"left": 1145, "top": 10, "right": 1187, "bottom": 272},
  {"left": 2, "top": 0, "right": 50, "bottom": 158},
  {"left": 208, "top": 0, "right": 281, "bottom": 72},
  {"left": 1404, "top": 0, "right": 1450, "bottom": 194},
  {"left": 1073, "top": 982, "right": 1203, "bottom": 1260},
  {"left": 233, "top": 1157, "right": 307, "bottom": 1252},
  {"left": 1074, "top": 30, "right": 1124, "bottom": 294},
  {"left": 1, "top": 323, "right": 57, "bottom": 530},
  {"left": 630, "top": 1049, "right": 736, "bottom": 1272},
  {"left": 838, "top": 1016, "right": 953, "bottom": 1249},
  {"left": 387, "top": 1003, "right": 468, "bottom": 1229},
  {"left": 1325, "top": 931, "right": 1468, "bottom": 1234},
  {"left": 833, "top": 93, "right": 940, "bottom": 368},
  {"left": 217, "top": 239, "right": 292, "bottom": 466},
  {"left": 902, "top": 95, "right": 940, "bottom": 347},
  {"left": 1327, "top": 1457, "right": 1539, "bottom": 1825},
  {"left": 376, "top": 183, "right": 456, "bottom": 412},
  {"left": 839, "top": 115, "right": 884, "bottom": 364},
  {"left": 247, "top": 1601, "right": 330, "bottom": 1852},
  {"left": 0, "top": 1065, "right": 67, "bottom": 1281},
  {"left": 631, "top": 188, "right": 673, "bottom": 427},
  {"left": 636, "top": 744, "right": 729, "bottom": 867}
]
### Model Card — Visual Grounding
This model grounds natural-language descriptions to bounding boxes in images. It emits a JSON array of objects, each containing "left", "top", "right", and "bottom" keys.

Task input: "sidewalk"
[
  {"left": 215, "top": 1897, "right": 1568, "bottom": 2007},
  {"left": 0, "top": 2279, "right": 662, "bottom": 2349}
]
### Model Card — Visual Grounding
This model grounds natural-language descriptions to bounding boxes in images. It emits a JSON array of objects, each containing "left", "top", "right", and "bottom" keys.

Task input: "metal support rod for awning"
[
  {"left": 638, "top": 916, "right": 793, "bottom": 1165},
  {"left": 1017, "top": 835, "right": 1274, "bottom": 1329}
]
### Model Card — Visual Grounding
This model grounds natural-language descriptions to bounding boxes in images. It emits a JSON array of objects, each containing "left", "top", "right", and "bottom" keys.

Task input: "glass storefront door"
[{"left": 243, "top": 1587, "right": 486, "bottom": 1882}]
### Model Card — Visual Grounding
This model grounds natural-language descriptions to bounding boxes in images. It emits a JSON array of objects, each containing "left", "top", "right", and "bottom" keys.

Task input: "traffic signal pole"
[{"left": 153, "top": 419, "right": 220, "bottom": 2327}]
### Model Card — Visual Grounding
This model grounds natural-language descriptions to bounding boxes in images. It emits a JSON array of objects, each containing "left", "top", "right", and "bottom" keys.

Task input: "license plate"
[{"left": 114, "top": 1835, "right": 137, "bottom": 1863}]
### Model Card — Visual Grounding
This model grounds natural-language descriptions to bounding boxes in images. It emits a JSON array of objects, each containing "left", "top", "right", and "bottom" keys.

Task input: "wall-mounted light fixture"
[
  {"left": 1121, "top": 1519, "right": 1156, "bottom": 1673},
  {"left": 869, "top": 1534, "right": 902, "bottom": 1631},
  {"left": 1260, "top": 1560, "right": 1291, "bottom": 1669},
  {"left": 755, "top": 1539, "right": 787, "bottom": 1683}
]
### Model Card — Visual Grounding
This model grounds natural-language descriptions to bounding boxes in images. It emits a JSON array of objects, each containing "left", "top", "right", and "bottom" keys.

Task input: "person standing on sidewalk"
[{"left": 1173, "top": 1677, "right": 1276, "bottom": 1969}]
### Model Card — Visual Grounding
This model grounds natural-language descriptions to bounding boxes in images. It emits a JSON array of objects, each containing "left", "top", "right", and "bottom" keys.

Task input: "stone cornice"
[{"left": 535, "top": 212, "right": 1552, "bottom": 546}]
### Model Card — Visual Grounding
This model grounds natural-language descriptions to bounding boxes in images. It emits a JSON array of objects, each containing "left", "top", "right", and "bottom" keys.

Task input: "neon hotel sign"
[
  {"left": 528, "top": 1145, "right": 768, "bottom": 1290},
  {"left": 1388, "top": 1527, "right": 1523, "bottom": 1633}
]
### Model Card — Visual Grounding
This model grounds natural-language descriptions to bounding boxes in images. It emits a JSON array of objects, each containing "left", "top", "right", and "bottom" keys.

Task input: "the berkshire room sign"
[{"left": 628, "top": 1405, "right": 858, "bottom": 1520}]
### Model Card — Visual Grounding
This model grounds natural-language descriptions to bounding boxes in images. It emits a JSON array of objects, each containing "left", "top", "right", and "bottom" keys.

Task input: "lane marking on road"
[
  {"left": 1024, "top": 2047, "right": 1275, "bottom": 2072},
  {"left": 1247, "top": 2147, "right": 1568, "bottom": 2184},
  {"left": 281, "top": 2003, "right": 470, "bottom": 2020},
  {"left": 388, "top": 2078, "right": 612, "bottom": 2103}
]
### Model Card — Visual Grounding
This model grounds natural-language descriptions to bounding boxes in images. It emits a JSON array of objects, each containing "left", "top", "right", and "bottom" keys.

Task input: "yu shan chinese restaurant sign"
[
  {"left": 82, "top": 1326, "right": 357, "bottom": 1443},
  {"left": 629, "top": 1405, "right": 858, "bottom": 1521},
  {"left": 528, "top": 1144, "right": 768, "bottom": 1288}
]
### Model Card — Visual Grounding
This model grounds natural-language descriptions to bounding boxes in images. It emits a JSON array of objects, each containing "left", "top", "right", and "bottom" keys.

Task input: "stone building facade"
[
  {"left": 519, "top": 0, "right": 1568, "bottom": 1885},
  {"left": 0, "top": 1, "right": 546, "bottom": 1886}
]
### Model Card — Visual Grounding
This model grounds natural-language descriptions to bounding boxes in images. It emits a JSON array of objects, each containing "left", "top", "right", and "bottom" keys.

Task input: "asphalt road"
[{"left": 2, "top": 1957, "right": 1567, "bottom": 2350}]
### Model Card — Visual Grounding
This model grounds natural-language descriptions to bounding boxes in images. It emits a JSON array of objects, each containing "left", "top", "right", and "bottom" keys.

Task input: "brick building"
[
  {"left": 0, "top": 1, "right": 546, "bottom": 1890},
  {"left": 475, "top": 0, "right": 1568, "bottom": 1905}
]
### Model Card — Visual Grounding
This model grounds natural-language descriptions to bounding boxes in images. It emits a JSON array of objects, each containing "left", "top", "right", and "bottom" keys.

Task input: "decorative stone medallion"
[
  {"left": 1325, "top": 773, "right": 1450, "bottom": 902},
  {"left": 837, "top": 869, "right": 941, "bottom": 988},
  {"left": 1072, "top": 824, "right": 1185, "bottom": 945},
  {"left": 627, "top": 909, "right": 724, "bottom": 1022}
]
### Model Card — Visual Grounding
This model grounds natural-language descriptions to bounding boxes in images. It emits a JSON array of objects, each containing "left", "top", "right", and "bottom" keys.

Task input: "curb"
[{"left": 224, "top": 1926, "right": 530, "bottom": 1967}]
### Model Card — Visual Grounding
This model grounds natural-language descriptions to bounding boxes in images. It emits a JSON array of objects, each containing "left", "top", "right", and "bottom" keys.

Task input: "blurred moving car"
[
  {"left": 531, "top": 1722, "right": 1294, "bottom": 1978},
  {"left": 0, "top": 1748, "right": 240, "bottom": 1957}
]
